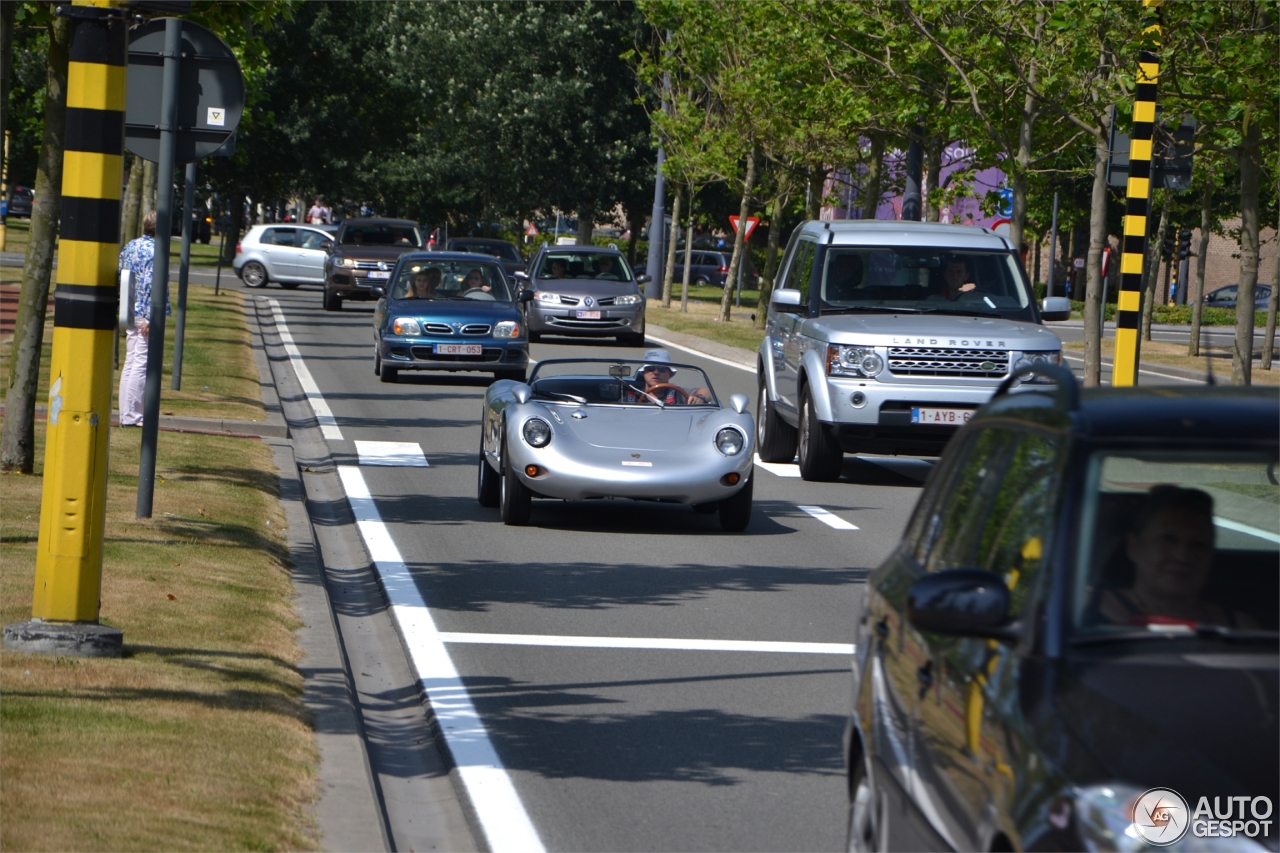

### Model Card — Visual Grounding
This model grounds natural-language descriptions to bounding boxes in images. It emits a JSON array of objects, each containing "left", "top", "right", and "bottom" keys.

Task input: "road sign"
[
  {"left": 997, "top": 188, "right": 1014, "bottom": 218},
  {"left": 526, "top": 223, "right": 539, "bottom": 237},
  {"left": 125, "top": 19, "right": 244, "bottom": 164},
  {"left": 729, "top": 215, "right": 759, "bottom": 240}
]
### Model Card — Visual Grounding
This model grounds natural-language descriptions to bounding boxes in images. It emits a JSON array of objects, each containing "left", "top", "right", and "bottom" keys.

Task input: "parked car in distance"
[
  {"left": 847, "top": 368, "right": 1278, "bottom": 852},
  {"left": 635, "top": 250, "right": 759, "bottom": 289},
  {"left": 477, "top": 356, "right": 755, "bottom": 529},
  {"left": 1204, "top": 282, "right": 1273, "bottom": 311},
  {"left": 6, "top": 185, "right": 34, "bottom": 218},
  {"left": 323, "top": 218, "right": 425, "bottom": 310},
  {"left": 446, "top": 237, "right": 527, "bottom": 279},
  {"left": 756, "top": 220, "right": 1067, "bottom": 481},
  {"left": 518, "top": 245, "right": 649, "bottom": 345},
  {"left": 234, "top": 224, "right": 334, "bottom": 289},
  {"left": 372, "top": 252, "right": 530, "bottom": 383}
]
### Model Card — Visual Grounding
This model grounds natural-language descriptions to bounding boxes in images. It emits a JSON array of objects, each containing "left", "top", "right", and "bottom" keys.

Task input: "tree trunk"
[
  {"left": 806, "top": 163, "right": 822, "bottom": 221},
  {"left": 1032, "top": 237, "right": 1041, "bottom": 287},
  {"left": 662, "top": 189, "right": 682, "bottom": 308},
  {"left": 1233, "top": 119, "right": 1261, "bottom": 385},
  {"left": 719, "top": 149, "right": 757, "bottom": 323},
  {"left": 141, "top": 157, "right": 157, "bottom": 222},
  {"left": 755, "top": 190, "right": 787, "bottom": 329},
  {"left": 923, "top": 137, "right": 944, "bottom": 223},
  {"left": 1008, "top": 10, "right": 1044, "bottom": 253},
  {"left": 1082, "top": 126, "right": 1109, "bottom": 387},
  {"left": 121, "top": 152, "right": 142, "bottom": 243},
  {"left": 626, "top": 208, "right": 640, "bottom": 265},
  {"left": 680, "top": 189, "right": 694, "bottom": 313},
  {"left": 1140, "top": 203, "right": 1169, "bottom": 346},
  {"left": 1262, "top": 197, "right": 1278, "bottom": 369},
  {"left": 1188, "top": 180, "right": 1212, "bottom": 357},
  {"left": 0, "top": 14, "right": 70, "bottom": 473},
  {"left": 576, "top": 208, "right": 593, "bottom": 246},
  {"left": 862, "top": 132, "right": 885, "bottom": 219}
]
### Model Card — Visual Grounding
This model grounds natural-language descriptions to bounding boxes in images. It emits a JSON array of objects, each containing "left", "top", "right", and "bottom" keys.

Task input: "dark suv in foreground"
[
  {"left": 323, "top": 218, "right": 425, "bottom": 310},
  {"left": 848, "top": 368, "right": 1278, "bottom": 852}
]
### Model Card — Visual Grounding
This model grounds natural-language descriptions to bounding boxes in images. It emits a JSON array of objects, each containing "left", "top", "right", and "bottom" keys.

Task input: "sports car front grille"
[{"left": 888, "top": 347, "right": 1010, "bottom": 378}]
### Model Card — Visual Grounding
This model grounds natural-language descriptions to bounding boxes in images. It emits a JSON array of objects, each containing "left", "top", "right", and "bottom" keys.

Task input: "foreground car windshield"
[
  {"left": 529, "top": 359, "right": 719, "bottom": 406},
  {"left": 391, "top": 261, "right": 514, "bottom": 301},
  {"left": 342, "top": 224, "right": 424, "bottom": 248},
  {"left": 1072, "top": 451, "right": 1279, "bottom": 639},
  {"left": 818, "top": 248, "right": 1030, "bottom": 315},
  {"left": 537, "top": 252, "right": 632, "bottom": 281}
]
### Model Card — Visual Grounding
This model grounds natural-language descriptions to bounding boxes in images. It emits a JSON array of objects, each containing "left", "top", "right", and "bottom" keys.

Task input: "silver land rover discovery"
[{"left": 757, "top": 220, "right": 1070, "bottom": 481}]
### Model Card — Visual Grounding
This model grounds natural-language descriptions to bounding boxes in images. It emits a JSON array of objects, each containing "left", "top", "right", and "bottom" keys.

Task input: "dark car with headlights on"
[
  {"left": 372, "top": 253, "right": 531, "bottom": 383},
  {"left": 324, "top": 218, "right": 425, "bottom": 311},
  {"left": 846, "top": 367, "right": 1278, "bottom": 852},
  {"left": 517, "top": 245, "right": 650, "bottom": 345}
]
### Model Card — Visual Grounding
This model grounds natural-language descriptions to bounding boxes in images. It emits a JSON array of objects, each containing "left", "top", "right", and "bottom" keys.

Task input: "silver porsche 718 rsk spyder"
[{"left": 477, "top": 356, "right": 755, "bottom": 530}]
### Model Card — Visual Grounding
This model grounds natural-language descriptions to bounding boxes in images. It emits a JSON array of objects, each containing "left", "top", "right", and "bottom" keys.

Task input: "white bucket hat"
[{"left": 639, "top": 349, "right": 677, "bottom": 376}]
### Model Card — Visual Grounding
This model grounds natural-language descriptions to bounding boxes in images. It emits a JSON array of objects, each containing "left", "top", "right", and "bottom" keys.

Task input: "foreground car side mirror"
[
  {"left": 906, "top": 568, "right": 1018, "bottom": 642},
  {"left": 519, "top": 289, "right": 535, "bottom": 303},
  {"left": 771, "top": 288, "right": 802, "bottom": 308},
  {"left": 728, "top": 393, "right": 748, "bottom": 414},
  {"left": 1041, "top": 296, "right": 1071, "bottom": 322},
  {"left": 512, "top": 384, "right": 532, "bottom": 404},
  {"left": 370, "top": 287, "right": 385, "bottom": 299}
]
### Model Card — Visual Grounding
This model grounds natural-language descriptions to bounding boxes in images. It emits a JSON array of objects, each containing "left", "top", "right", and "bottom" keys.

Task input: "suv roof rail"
[{"left": 993, "top": 363, "right": 1079, "bottom": 413}]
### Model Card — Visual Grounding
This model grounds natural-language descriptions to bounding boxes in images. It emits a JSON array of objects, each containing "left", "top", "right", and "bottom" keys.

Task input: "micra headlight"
[
  {"left": 715, "top": 427, "right": 745, "bottom": 456},
  {"left": 827, "top": 345, "right": 885, "bottom": 378},
  {"left": 392, "top": 318, "right": 421, "bottom": 335},
  {"left": 523, "top": 418, "right": 552, "bottom": 448},
  {"left": 493, "top": 320, "right": 520, "bottom": 339},
  {"left": 614, "top": 294, "right": 642, "bottom": 305}
]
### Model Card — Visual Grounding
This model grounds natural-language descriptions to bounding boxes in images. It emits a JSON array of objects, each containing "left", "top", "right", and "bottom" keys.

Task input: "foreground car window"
[
  {"left": 529, "top": 359, "right": 718, "bottom": 407},
  {"left": 818, "top": 248, "right": 1030, "bottom": 315},
  {"left": 391, "top": 261, "right": 513, "bottom": 301},
  {"left": 1073, "top": 452, "right": 1279, "bottom": 635}
]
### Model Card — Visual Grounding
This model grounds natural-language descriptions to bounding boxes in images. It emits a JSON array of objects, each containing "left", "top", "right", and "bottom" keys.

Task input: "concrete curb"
[{"left": 0, "top": 404, "right": 289, "bottom": 439}]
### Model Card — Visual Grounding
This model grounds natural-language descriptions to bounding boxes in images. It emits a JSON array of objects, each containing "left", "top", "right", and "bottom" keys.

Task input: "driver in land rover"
[{"left": 625, "top": 350, "right": 713, "bottom": 405}]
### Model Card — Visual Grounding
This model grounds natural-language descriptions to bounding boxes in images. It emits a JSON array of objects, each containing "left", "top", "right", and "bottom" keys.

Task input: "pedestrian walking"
[{"left": 118, "top": 211, "right": 165, "bottom": 427}]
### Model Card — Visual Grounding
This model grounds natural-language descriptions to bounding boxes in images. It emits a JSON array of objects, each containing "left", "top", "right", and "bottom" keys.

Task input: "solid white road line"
[
  {"left": 439, "top": 632, "right": 854, "bottom": 655},
  {"left": 797, "top": 505, "right": 859, "bottom": 530},
  {"left": 354, "top": 440, "right": 430, "bottom": 467},
  {"left": 1059, "top": 350, "right": 1200, "bottom": 384},
  {"left": 337, "top": 466, "right": 545, "bottom": 853},
  {"left": 642, "top": 331, "right": 755, "bottom": 373},
  {"left": 1214, "top": 517, "right": 1280, "bottom": 545},
  {"left": 754, "top": 454, "right": 801, "bottom": 477},
  {"left": 266, "top": 298, "right": 344, "bottom": 440}
]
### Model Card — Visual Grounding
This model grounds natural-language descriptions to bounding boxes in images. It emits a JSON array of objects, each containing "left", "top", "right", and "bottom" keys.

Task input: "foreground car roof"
[{"left": 802, "top": 220, "right": 1015, "bottom": 251}]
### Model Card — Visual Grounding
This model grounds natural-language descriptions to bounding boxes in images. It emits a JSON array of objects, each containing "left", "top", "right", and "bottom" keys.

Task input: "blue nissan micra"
[{"left": 373, "top": 252, "right": 532, "bottom": 383}]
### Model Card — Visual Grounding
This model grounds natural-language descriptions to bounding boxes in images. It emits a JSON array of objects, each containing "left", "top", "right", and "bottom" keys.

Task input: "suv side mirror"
[
  {"left": 771, "top": 288, "right": 802, "bottom": 309},
  {"left": 1041, "top": 296, "right": 1071, "bottom": 321},
  {"left": 906, "top": 569, "right": 1018, "bottom": 642}
]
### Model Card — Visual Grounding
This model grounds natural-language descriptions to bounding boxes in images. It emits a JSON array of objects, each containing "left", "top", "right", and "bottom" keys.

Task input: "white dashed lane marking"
[
  {"left": 797, "top": 505, "right": 859, "bottom": 530},
  {"left": 754, "top": 454, "right": 801, "bottom": 477},
  {"left": 355, "top": 440, "right": 430, "bottom": 467}
]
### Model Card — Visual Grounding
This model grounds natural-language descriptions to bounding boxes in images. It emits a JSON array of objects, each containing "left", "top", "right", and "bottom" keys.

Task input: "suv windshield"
[
  {"left": 1073, "top": 451, "right": 1279, "bottom": 638},
  {"left": 529, "top": 359, "right": 718, "bottom": 407},
  {"left": 818, "top": 248, "right": 1030, "bottom": 316},
  {"left": 341, "top": 224, "right": 424, "bottom": 248},
  {"left": 391, "top": 260, "right": 513, "bottom": 301},
  {"left": 452, "top": 241, "right": 522, "bottom": 262},
  {"left": 538, "top": 252, "right": 632, "bottom": 282}
]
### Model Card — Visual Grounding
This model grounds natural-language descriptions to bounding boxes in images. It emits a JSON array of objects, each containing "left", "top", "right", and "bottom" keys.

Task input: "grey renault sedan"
[{"left": 517, "top": 245, "right": 650, "bottom": 345}]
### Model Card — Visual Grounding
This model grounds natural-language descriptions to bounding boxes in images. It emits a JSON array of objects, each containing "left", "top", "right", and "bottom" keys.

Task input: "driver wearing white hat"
[{"left": 625, "top": 349, "right": 713, "bottom": 405}]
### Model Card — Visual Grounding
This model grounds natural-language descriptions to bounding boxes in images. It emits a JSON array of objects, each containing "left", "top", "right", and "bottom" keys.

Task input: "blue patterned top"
[{"left": 119, "top": 235, "right": 169, "bottom": 319}]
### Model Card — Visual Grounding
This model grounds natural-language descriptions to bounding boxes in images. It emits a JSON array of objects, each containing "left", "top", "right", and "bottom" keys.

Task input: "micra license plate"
[
  {"left": 911, "top": 407, "right": 974, "bottom": 425},
  {"left": 434, "top": 343, "right": 483, "bottom": 356}
]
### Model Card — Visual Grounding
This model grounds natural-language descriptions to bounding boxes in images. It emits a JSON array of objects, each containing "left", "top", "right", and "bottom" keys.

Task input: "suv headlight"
[
  {"left": 392, "top": 318, "right": 421, "bottom": 335},
  {"left": 338, "top": 257, "right": 357, "bottom": 267},
  {"left": 535, "top": 291, "right": 560, "bottom": 304},
  {"left": 1012, "top": 351, "right": 1063, "bottom": 384},
  {"left": 827, "top": 345, "right": 885, "bottom": 378},
  {"left": 523, "top": 418, "right": 552, "bottom": 447},
  {"left": 493, "top": 320, "right": 520, "bottom": 338},
  {"left": 614, "top": 293, "right": 642, "bottom": 305}
]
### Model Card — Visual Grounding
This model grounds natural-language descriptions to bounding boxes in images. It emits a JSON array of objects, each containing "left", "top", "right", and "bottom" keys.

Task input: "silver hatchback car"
[
  {"left": 517, "top": 246, "right": 650, "bottom": 346},
  {"left": 234, "top": 224, "right": 334, "bottom": 289}
]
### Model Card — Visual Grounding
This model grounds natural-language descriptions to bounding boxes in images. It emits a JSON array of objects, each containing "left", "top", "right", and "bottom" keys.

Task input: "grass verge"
[
  {"left": 1062, "top": 337, "right": 1280, "bottom": 385},
  {"left": 645, "top": 292, "right": 765, "bottom": 353},
  {"left": 0, "top": 218, "right": 228, "bottom": 270}
]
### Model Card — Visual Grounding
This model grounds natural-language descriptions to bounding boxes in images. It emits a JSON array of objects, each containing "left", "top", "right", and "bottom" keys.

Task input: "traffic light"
[
  {"left": 1177, "top": 228, "right": 1193, "bottom": 261},
  {"left": 1161, "top": 231, "right": 1175, "bottom": 261}
]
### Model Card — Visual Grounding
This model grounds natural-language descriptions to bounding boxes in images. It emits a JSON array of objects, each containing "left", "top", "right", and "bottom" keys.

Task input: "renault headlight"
[
  {"left": 535, "top": 291, "right": 560, "bottom": 304},
  {"left": 715, "top": 427, "right": 745, "bottom": 456},
  {"left": 827, "top": 345, "right": 885, "bottom": 378},
  {"left": 493, "top": 320, "right": 520, "bottom": 339},
  {"left": 522, "top": 418, "right": 552, "bottom": 447},
  {"left": 614, "top": 294, "right": 642, "bottom": 305},
  {"left": 392, "top": 318, "right": 421, "bottom": 335}
]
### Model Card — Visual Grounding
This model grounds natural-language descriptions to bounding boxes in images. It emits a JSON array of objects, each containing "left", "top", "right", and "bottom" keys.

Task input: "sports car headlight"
[
  {"left": 535, "top": 291, "right": 560, "bottom": 304},
  {"left": 614, "top": 294, "right": 642, "bottom": 305},
  {"left": 522, "top": 418, "right": 552, "bottom": 448},
  {"left": 493, "top": 320, "right": 520, "bottom": 338},
  {"left": 715, "top": 427, "right": 745, "bottom": 456},
  {"left": 827, "top": 345, "right": 885, "bottom": 378},
  {"left": 392, "top": 318, "right": 421, "bottom": 335}
]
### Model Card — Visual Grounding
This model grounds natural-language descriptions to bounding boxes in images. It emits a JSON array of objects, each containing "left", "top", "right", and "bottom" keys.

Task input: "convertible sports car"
[{"left": 477, "top": 357, "right": 756, "bottom": 530}]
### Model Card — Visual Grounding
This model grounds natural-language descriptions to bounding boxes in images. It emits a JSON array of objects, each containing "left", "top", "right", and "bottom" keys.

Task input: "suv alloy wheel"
[{"left": 798, "top": 385, "right": 843, "bottom": 481}]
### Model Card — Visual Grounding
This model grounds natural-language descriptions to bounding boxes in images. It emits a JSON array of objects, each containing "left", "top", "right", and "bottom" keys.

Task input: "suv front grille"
[{"left": 888, "top": 347, "right": 1009, "bottom": 378}]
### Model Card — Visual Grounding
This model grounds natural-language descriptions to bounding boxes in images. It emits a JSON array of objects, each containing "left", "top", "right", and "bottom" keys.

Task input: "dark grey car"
[
  {"left": 1204, "top": 283, "right": 1273, "bottom": 311},
  {"left": 517, "top": 245, "right": 650, "bottom": 345},
  {"left": 637, "top": 249, "right": 758, "bottom": 289},
  {"left": 445, "top": 237, "right": 527, "bottom": 279}
]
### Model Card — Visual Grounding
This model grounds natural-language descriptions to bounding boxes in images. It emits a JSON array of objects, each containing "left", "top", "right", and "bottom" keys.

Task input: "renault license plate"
[
  {"left": 434, "top": 343, "right": 482, "bottom": 356},
  {"left": 367, "top": 270, "right": 390, "bottom": 279},
  {"left": 575, "top": 310, "right": 602, "bottom": 319},
  {"left": 911, "top": 407, "right": 974, "bottom": 425}
]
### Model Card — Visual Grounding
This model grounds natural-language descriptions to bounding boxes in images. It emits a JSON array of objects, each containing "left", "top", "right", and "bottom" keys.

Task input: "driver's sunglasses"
[{"left": 647, "top": 367, "right": 673, "bottom": 375}]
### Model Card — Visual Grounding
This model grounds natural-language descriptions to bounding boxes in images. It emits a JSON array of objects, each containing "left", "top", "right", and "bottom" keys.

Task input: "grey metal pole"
[
  {"left": 137, "top": 17, "right": 181, "bottom": 520},
  {"left": 645, "top": 147, "right": 666, "bottom": 300},
  {"left": 172, "top": 159, "right": 195, "bottom": 390},
  {"left": 1046, "top": 192, "right": 1060, "bottom": 298}
]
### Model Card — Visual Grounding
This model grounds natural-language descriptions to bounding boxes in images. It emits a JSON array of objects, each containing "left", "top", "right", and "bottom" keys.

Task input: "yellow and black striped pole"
[
  {"left": 1114, "top": 0, "right": 1163, "bottom": 386},
  {"left": 31, "top": 0, "right": 126, "bottom": 629}
]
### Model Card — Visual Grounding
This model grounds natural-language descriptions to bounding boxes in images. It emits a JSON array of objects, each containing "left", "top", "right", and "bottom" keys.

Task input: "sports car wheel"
[
  {"left": 718, "top": 473, "right": 753, "bottom": 532},
  {"left": 798, "top": 386, "right": 843, "bottom": 482},
  {"left": 499, "top": 442, "right": 532, "bottom": 526},
  {"left": 323, "top": 289, "right": 342, "bottom": 311},
  {"left": 757, "top": 374, "right": 798, "bottom": 463},
  {"left": 845, "top": 755, "right": 877, "bottom": 853},
  {"left": 477, "top": 439, "right": 500, "bottom": 508},
  {"left": 241, "top": 262, "right": 268, "bottom": 288},
  {"left": 379, "top": 365, "right": 399, "bottom": 383}
]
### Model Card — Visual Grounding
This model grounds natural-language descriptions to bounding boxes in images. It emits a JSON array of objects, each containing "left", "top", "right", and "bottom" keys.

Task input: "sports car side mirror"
[
  {"left": 512, "top": 384, "right": 532, "bottom": 404},
  {"left": 728, "top": 393, "right": 748, "bottom": 414},
  {"left": 519, "top": 289, "right": 535, "bottom": 303},
  {"left": 1041, "top": 296, "right": 1071, "bottom": 321}
]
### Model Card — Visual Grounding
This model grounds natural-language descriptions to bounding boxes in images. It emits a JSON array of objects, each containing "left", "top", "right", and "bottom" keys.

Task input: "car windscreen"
[
  {"left": 391, "top": 260, "right": 514, "bottom": 302},
  {"left": 817, "top": 248, "right": 1031, "bottom": 317},
  {"left": 537, "top": 252, "right": 632, "bottom": 281},
  {"left": 1072, "top": 450, "right": 1279, "bottom": 639},
  {"left": 528, "top": 359, "right": 718, "bottom": 407},
  {"left": 340, "top": 224, "right": 424, "bottom": 248},
  {"left": 453, "top": 241, "right": 522, "bottom": 262}
]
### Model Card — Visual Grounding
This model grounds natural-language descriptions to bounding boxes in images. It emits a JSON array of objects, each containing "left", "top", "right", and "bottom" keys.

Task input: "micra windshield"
[
  {"left": 391, "top": 261, "right": 514, "bottom": 301},
  {"left": 528, "top": 359, "right": 718, "bottom": 407}
]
